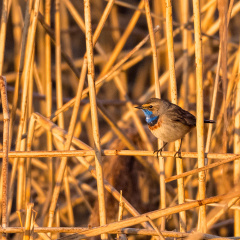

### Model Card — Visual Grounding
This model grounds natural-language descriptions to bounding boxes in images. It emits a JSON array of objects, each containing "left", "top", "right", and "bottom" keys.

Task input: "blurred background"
[{"left": 0, "top": 0, "right": 240, "bottom": 239}]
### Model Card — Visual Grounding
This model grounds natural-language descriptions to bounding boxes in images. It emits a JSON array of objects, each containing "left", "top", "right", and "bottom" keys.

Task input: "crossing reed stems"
[
  {"left": 59, "top": 191, "right": 240, "bottom": 240},
  {"left": 1, "top": 0, "right": 240, "bottom": 238}
]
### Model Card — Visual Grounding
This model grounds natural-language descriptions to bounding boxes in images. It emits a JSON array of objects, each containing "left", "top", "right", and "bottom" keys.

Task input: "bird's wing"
[{"left": 166, "top": 105, "right": 196, "bottom": 127}]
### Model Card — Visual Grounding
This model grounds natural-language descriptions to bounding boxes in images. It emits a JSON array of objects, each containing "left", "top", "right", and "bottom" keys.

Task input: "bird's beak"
[{"left": 135, "top": 105, "right": 143, "bottom": 109}]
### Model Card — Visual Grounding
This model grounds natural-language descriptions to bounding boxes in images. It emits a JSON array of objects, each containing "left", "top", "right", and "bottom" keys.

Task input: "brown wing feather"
[{"left": 165, "top": 104, "right": 196, "bottom": 127}]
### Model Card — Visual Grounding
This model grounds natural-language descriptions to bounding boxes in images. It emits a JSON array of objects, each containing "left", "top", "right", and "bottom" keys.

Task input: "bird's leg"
[
  {"left": 154, "top": 142, "right": 168, "bottom": 158},
  {"left": 174, "top": 138, "right": 183, "bottom": 158}
]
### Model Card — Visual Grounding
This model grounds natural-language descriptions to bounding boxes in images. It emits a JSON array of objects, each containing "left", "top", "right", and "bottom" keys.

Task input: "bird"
[{"left": 135, "top": 98, "right": 215, "bottom": 157}]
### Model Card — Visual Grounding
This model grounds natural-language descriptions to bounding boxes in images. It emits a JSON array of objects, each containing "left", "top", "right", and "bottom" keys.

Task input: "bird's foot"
[
  {"left": 174, "top": 150, "right": 182, "bottom": 158},
  {"left": 154, "top": 148, "right": 163, "bottom": 158}
]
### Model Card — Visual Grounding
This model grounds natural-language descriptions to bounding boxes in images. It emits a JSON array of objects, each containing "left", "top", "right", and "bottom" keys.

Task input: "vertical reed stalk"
[
  {"left": 55, "top": 0, "right": 64, "bottom": 129},
  {"left": 37, "top": 0, "right": 45, "bottom": 100},
  {"left": 56, "top": 205, "right": 60, "bottom": 239},
  {"left": 26, "top": 115, "right": 37, "bottom": 204},
  {"left": 0, "top": 76, "right": 10, "bottom": 240},
  {"left": 109, "top": 5, "right": 121, "bottom": 44},
  {"left": 11, "top": 0, "right": 22, "bottom": 70},
  {"left": 63, "top": 170, "right": 74, "bottom": 226},
  {"left": 60, "top": 2, "right": 78, "bottom": 93},
  {"left": 234, "top": 59, "right": 240, "bottom": 235},
  {"left": 23, "top": 203, "right": 34, "bottom": 240},
  {"left": 181, "top": 0, "right": 193, "bottom": 204},
  {"left": 117, "top": 191, "right": 127, "bottom": 240},
  {"left": 165, "top": 0, "right": 186, "bottom": 232},
  {"left": 0, "top": 0, "right": 8, "bottom": 75},
  {"left": 28, "top": 49, "right": 34, "bottom": 117},
  {"left": 205, "top": 52, "right": 221, "bottom": 154},
  {"left": 84, "top": 1, "right": 107, "bottom": 238},
  {"left": 218, "top": 0, "right": 228, "bottom": 153},
  {"left": 144, "top": 0, "right": 166, "bottom": 230},
  {"left": 192, "top": 0, "right": 206, "bottom": 232},
  {"left": 45, "top": 0, "right": 54, "bottom": 200},
  {"left": 8, "top": 0, "right": 40, "bottom": 216},
  {"left": 55, "top": 0, "right": 74, "bottom": 226},
  {"left": 17, "top": 112, "right": 27, "bottom": 210},
  {"left": 9, "top": 0, "right": 31, "bottom": 149}
]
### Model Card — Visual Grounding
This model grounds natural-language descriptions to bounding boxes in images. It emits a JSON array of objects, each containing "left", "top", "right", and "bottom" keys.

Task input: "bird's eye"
[{"left": 149, "top": 105, "right": 153, "bottom": 109}]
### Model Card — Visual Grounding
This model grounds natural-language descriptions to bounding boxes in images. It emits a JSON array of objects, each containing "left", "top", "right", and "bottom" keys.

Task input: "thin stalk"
[
  {"left": 165, "top": 154, "right": 240, "bottom": 183},
  {"left": 11, "top": 0, "right": 23, "bottom": 70},
  {"left": 165, "top": 0, "right": 186, "bottom": 232},
  {"left": 55, "top": 0, "right": 64, "bottom": 129},
  {"left": 55, "top": 0, "right": 74, "bottom": 227},
  {"left": 146, "top": 216, "right": 165, "bottom": 240},
  {"left": 193, "top": 0, "right": 206, "bottom": 232},
  {"left": 207, "top": 197, "right": 240, "bottom": 229},
  {"left": 26, "top": 115, "right": 37, "bottom": 204},
  {"left": 0, "top": 0, "right": 8, "bottom": 75},
  {"left": 109, "top": 5, "right": 121, "bottom": 43},
  {"left": 1, "top": 149, "right": 239, "bottom": 160},
  {"left": 144, "top": 0, "right": 165, "bottom": 230},
  {"left": 0, "top": 76, "right": 10, "bottom": 240},
  {"left": 117, "top": 191, "right": 127, "bottom": 240},
  {"left": 23, "top": 203, "right": 34, "bottom": 240},
  {"left": 16, "top": 112, "right": 27, "bottom": 210},
  {"left": 234, "top": 56, "right": 240, "bottom": 235},
  {"left": 9, "top": 0, "right": 31, "bottom": 149},
  {"left": 60, "top": 2, "right": 78, "bottom": 93},
  {"left": 56, "top": 205, "right": 60, "bottom": 239},
  {"left": 181, "top": 0, "right": 193, "bottom": 205},
  {"left": 218, "top": 0, "right": 228, "bottom": 153},
  {"left": 28, "top": 48, "right": 34, "bottom": 118},
  {"left": 63, "top": 170, "right": 74, "bottom": 226},
  {"left": 8, "top": 0, "right": 40, "bottom": 216},
  {"left": 84, "top": 1, "right": 107, "bottom": 239},
  {"left": 45, "top": 0, "right": 54, "bottom": 201}
]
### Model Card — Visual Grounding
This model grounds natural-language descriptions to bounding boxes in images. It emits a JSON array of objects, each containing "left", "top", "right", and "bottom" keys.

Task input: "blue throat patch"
[{"left": 142, "top": 109, "right": 158, "bottom": 124}]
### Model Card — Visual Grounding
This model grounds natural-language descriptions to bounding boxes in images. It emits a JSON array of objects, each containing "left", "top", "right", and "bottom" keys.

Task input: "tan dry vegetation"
[{"left": 0, "top": 0, "right": 240, "bottom": 239}]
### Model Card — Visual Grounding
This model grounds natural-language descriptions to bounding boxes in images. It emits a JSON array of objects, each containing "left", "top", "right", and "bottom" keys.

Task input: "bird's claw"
[
  {"left": 174, "top": 150, "right": 182, "bottom": 158},
  {"left": 154, "top": 148, "right": 163, "bottom": 158}
]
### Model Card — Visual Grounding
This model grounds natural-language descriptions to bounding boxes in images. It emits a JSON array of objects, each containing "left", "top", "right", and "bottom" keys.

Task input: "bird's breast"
[
  {"left": 148, "top": 118, "right": 162, "bottom": 131},
  {"left": 148, "top": 118, "right": 193, "bottom": 142}
]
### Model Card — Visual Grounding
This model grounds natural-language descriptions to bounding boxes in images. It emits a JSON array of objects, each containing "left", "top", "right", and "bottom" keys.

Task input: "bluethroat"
[{"left": 135, "top": 98, "right": 215, "bottom": 157}]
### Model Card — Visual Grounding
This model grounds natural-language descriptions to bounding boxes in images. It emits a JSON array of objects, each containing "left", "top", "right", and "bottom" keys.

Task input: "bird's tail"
[{"left": 204, "top": 119, "right": 215, "bottom": 123}]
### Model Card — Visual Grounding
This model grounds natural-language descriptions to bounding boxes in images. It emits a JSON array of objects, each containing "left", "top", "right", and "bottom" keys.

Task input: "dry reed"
[{"left": 0, "top": 0, "right": 240, "bottom": 239}]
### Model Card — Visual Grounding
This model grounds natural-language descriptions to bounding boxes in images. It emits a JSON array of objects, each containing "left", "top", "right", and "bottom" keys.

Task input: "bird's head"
[{"left": 135, "top": 98, "right": 169, "bottom": 124}]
